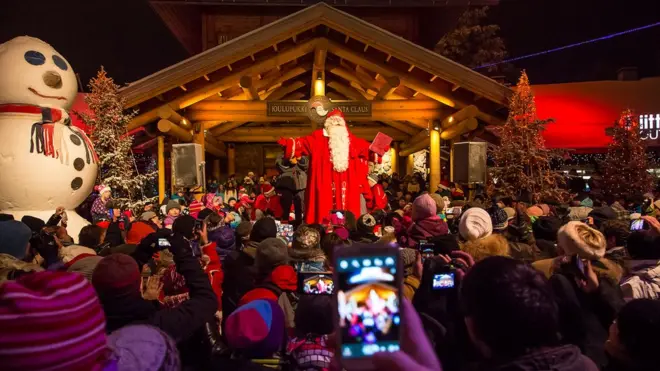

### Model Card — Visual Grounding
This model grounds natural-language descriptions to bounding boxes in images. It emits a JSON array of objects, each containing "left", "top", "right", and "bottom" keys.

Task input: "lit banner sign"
[{"left": 640, "top": 114, "right": 660, "bottom": 140}]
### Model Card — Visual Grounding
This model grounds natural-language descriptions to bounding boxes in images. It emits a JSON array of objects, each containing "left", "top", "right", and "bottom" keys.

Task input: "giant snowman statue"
[{"left": 0, "top": 36, "right": 98, "bottom": 238}]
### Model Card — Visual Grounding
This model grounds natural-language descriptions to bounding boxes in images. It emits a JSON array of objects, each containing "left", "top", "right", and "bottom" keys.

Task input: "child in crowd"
[{"left": 287, "top": 295, "right": 335, "bottom": 371}]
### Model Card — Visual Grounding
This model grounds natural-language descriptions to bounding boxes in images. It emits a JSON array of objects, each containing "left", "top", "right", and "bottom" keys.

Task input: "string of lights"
[{"left": 475, "top": 20, "right": 660, "bottom": 70}]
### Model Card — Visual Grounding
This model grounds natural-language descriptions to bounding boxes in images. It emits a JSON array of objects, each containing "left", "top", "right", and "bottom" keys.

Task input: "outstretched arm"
[{"left": 277, "top": 135, "right": 314, "bottom": 160}]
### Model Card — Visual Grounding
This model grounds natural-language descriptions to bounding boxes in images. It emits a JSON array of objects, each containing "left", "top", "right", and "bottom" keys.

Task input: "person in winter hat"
[
  {"left": 240, "top": 237, "right": 297, "bottom": 328},
  {"left": 164, "top": 200, "right": 182, "bottom": 229},
  {"left": 91, "top": 185, "right": 112, "bottom": 223},
  {"left": 459, "top": 208, "right": 513, "bottom": 262},
  {"left": 288, "top": 295, "right": 335, "bottom": 371},
  {"left": 351, "top": 213, "right": 379, "bottom": 243},
  {"left": 290, "top": 225, "right": 325, "bottom": 272},
  {"left": 533, "top": 216, "right": 562, "bottom": 259},
  {"left": 459, "top": 207, "right": 493, "bottom": 241},
  {"left": 235, "top": 221, "right": 253, "bottom": 249},
  {"left": 489, "top": 207, "right": 509, "bottom": 232},
  {"left": 407, "top": 194, "right": 448, "bottom": 247},
  {"left": 107, "top": 325, "right": 180, "bottom": 371},
  {"left": 225, "top": 299, "right": 286, "bottom": 358},
  {"left": 0, "top": 271, "right": 113, "bottom": 371},
  {"left": 0, "top": 220, "right": 43, "bottom": 282},
  {"left": 250, "top": 217, "right": 278, "bottom": 244}
]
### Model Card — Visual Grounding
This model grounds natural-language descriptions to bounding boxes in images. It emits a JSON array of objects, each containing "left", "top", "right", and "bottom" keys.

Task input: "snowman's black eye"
[
  {"left": 24, "top": 50, "right": 45, "bottom": 65},
  {"left": 52, "top": 55, "right": 68, "bottom": 71}
]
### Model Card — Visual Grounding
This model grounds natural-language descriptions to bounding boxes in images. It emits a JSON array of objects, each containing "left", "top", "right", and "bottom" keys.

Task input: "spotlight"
[{"left": 316, "top": 71, "right": 323, "bottom": 80}]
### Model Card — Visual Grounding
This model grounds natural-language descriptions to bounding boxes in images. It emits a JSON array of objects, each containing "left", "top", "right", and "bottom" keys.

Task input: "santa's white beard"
[{"left": 326, "top": 119, "right": 350, "bottom": 173}]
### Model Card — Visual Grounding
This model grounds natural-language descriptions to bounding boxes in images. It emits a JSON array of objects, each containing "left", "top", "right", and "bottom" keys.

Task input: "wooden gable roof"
[{"left": 120, "top": 3, "right": 511, "bottom": 145}]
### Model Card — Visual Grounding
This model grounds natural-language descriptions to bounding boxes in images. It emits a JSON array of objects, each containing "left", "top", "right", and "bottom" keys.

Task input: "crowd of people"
[{"left": 1, "top": 167, "right": 660, "bottom": 371}]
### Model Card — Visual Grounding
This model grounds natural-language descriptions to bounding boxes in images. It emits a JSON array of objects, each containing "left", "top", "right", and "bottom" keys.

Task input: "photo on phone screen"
[
  {"left": 275, "top": 221, "right": 294, "bottom": 244},
  {"left": 336, "top": 255, "right": 401, "bottom": 358},
  {"left": 432, "top": 272, "right": 455, "bottom": 290},
  {"left": 299, "top": 272, "right": 334, "bottom": 295},
  {"left": 630, "top": 219, "right": 646, "bottom": 231},
  {"left": 158, "top": 238, "right": 171, "bottom": 248}
]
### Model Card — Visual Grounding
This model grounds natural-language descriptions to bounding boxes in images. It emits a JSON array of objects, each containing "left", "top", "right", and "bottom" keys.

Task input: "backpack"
[{"left": 256, "top": 281, "right": 299, "bottom": 314}]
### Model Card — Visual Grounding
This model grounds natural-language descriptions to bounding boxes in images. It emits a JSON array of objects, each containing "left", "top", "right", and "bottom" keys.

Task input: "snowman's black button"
[
  {"left": 70, "top": 134, "right": 82, "bottom": 146},
  {"left": 71, "top": 177, "right": 83, "bottom": 190},
  {"left": 74, "top": 158, "right": 85, "bottom": 171}
]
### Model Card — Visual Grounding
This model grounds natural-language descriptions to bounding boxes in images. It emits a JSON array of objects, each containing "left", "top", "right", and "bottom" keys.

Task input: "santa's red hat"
[
  {"left": 262, "top": 184, "right": 276, "bottom": 197},
  {"left": 326, "top": 109, "right": 344, "bottom": 120}
]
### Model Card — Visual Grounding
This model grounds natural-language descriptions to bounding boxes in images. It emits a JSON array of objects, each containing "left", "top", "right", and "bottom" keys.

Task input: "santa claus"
[{"left": 278, "top": 109, "right": 374, "bottom": 224}]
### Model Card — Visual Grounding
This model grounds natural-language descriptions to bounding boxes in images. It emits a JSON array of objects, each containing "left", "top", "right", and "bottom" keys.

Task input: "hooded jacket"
[
  {"left": 221, "top": 241, "right": 258, "bottom": 320},
  {"left": 239, "top": 264, "right": 298, "bottom": 328},
  {"left": 483, "top": 345, "right": 598, "bottom": 371}
]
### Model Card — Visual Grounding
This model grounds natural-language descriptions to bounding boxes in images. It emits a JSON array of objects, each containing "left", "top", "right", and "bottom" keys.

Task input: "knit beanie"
[
  {"left": 108, "top": 325, "right": 180, "bottom": 371},
  {"left": 225, "top": 299, "right": 285, "bottom": 358},
  {"left": 255, "top": 237, "right": 289, "bottom": 274},
  {"left": 196, "top": 208, "right": 215, "bottom": 222},
  {"left": 532, "top": 216, "right": 562, "bottom": 241},
  {"left": 459, "top": 207, "right": 493, "bottom": 241},
  {"left": 357, "top": 214, "right": 377, "bottom": 234},
  {"left": 21, "top": 215, "right": 45, "bottom": 234},
  {"left": 0, "top": 213, "right": 14, "bottom": 221},
  {"left": 526, "top": 205, "right": 544, "bottom": 217},
  {"left": 166, "top": 199, "right": 181, "bottom": 214},
  {"left": 568, "top": 206, "right": 593, "bottom": 221},
  {"left": 140, "top": 211, "right": 157, "bottom": 222},
  {"left": 173, "top": 215, "right": 196, "bottom": 239},
  {"left": 0, "top": 271, "right": 109, "bottom": 371},
  {"left": 92, "top": 253, "right": 141, "bottom": 297},
  {"left": 0, "top": 220, "right": 32, "bottom": 259},
  {"left": 236, "top": 221, "right": 253, "bottom": 240},
  {"left": 250, "top": 218, "right": 277, "bottom": 243},
  {"left": 489, "top": 207, "right": 509, "bottom": 231},
  {"left": 126, "top": 221, "right": 157, "bottom": 245},
  {"left": 412, "top": 194, "right": 437, "bottom": 222},
  {"left": 588, "top": 206, "right": 617, "bottom": 229},
  {"left": 291, "top": 225, "right": 323, "bottom": 261},
  {"left": 209, "top": 226, "right": 235, "bottom": 250},
  {"left": 67, "top": 255, "right": 103, "bottom": 281},
  {"left": 429, "top": 193, "right": 446, "bottom": 213},
  {"left": 557, "top": 221, "right": 606, "bottom": 259},
  {"left": 400, "top": 248, "right": 417, "bottom": 276}
]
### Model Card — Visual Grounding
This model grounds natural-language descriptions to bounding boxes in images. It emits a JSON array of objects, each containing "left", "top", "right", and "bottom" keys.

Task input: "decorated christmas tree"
[
  {"left": 490, "top": 71, "right": 569, "bottom": 203},
  {"left": 76, "top": 67, "right": 157, "bottom": 211},
  {"left": 601, "top": 109, "right": 654, "bottom": 198}
]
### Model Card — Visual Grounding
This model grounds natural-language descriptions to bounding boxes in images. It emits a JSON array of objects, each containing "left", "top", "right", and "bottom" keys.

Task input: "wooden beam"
[
  {"left": 283, "top": 92, "right": 305, "bottom": 100},
  {"left": 327, "top": 81, "right": 368, "bottom": 101},
  {"left": 375, "top": 76, "right": 401, "bottom": 100},
  {"left": 256, "top": 65, "right": 309, "bottom": 94},
  {"left": 325, "top": 38, "right": 502, "bottom": 125},
  {"left": 179, "top": 85, "right": 187, "bottom": 92},
  {"left": 157, "top": 119, "right": 193, "bottom": 142},
  {"left": 205, "top": 139, "right": 226, "bottom": 158},
  {"left": 441, "top": 105, "right": 479, "bottom": 129},
  {"left": 266, "top": 80, "right": 307, "bottom": 101},
  {"left": 203, "top": 75, "right": 210, "bottom": 81},
  {"left": 157, "top": 106, "right": 192, "bottom": 129},
  {"left": 401, "top": 129, "right": 429, "bottom": 149},
  {"left": 127, "top": 38, "right": 317, "bottom": 130},
  {"left": 312, "top": 38, "right": 328, "bottom": 97},
  {"left": 440, "top": 117, "right": 479, "bottom": 140},
  {"left": 204, "top": 133, "right": 227, "bottom": 153},
  {"left": 191, "top": 108, "right": 443, "bottom": 122},
  {"left": 400, "top": 137, "right": 430, "bottom": 157},
  {"left": 223, "top": 126, "right": 409, "bottom": 142},
  {"left": 327, "top": 92, "right": 346, "bottom": 101},
  {"left": 239, "top": 76, "right": 259, "bottom": 100},
  {"left": 379, "top": 121, "right": 419, "bottom": 136},
  {"left": 211, "top": 121, "right": 250, "bottom": 137}
]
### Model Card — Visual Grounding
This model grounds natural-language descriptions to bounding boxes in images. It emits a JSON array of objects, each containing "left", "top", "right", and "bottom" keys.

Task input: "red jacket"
[
  {"left": 239, "top": 265, "right": 297, "bottom": 306},
  {"left": 370, "top": 184, "right": 388, "bottom": 211},
  {"left": 254, "top": 194, "right": 283, "bottom": 219}
]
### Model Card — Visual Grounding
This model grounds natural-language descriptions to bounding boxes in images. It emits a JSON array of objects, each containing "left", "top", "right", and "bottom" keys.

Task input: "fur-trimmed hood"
[{"left": 460, "top": 234, "right": 510, "bottom": 262}]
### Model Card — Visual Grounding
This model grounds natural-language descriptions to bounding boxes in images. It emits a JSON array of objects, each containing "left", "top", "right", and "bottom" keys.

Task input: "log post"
[
  {"left": 239, "top": 76, "right": 259, "bottom": 101},
  {"left": 406, "top": 154, "right": 414, "bottom": 176},
  {"left": 193, "top": 126, "right": 205, "bottom": 162},
  {"left": 157, "top": 136, "right": 166, "bottom": 203},
  {"left": 390, "top": 142, "right": 399, "bottom": 175},
  {"left": 430, "top": 129, "right": 441, "bottom": 193},
  {"left": 212, "top": 159, "right": 221, "bottom": 181},
  {"left": 227, "top": 144, "right": 236, "bottom": 175}
]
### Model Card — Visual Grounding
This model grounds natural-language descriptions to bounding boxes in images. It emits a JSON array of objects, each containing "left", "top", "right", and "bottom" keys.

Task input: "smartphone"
[
  {"left": 630, "top": 219, "right": 647, "bottom": 231},
  {"left": 335, "top": 245, "right": 402, "bottom": 369},
  {"left": 275, "top": 221, "right": 294, "bottom": 244},
  {"left": 298, "top": 272, "right": 334, "bottom": 295},
  {"left": 432, "top": 271, "right": 455, "bottom": 290},
  {"left": 157, "top": 238, "right": 171, "bottom": 248}
]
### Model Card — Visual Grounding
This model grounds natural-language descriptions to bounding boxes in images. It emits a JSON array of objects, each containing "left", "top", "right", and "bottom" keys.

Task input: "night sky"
[{"left": 2, "top": 0, "right": 659, "bottom": 88}]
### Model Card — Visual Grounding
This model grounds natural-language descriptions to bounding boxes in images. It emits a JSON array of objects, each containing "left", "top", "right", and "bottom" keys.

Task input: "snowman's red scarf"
[{"left": 0, "top": 104, "right": 97, "bottom": 165}]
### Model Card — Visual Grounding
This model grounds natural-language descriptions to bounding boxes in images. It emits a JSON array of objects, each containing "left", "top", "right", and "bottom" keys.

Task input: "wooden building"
[{"left": 119, "top": 3, "right": 511, "bottom": 199}]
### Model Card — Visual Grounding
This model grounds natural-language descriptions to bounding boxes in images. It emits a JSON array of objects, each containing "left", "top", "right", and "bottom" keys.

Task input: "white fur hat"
[
  {"left": 459, "top": 207, "right": 493, "bottom": 241},
  {"left": 557, "top": 221, "right": 606, "bottom": 259}
]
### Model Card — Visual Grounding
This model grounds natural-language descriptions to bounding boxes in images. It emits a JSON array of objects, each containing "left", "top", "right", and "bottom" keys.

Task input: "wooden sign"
[{"left": 267, "top": 99, "right": 372, "bottom": 118}]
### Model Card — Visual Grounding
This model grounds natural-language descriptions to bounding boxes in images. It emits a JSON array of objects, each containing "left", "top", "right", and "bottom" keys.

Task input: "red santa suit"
[
  {"left": 370, "top": 183, "right": 388, "bottom": 211},
  {"left": 253, "top": 184, "right": 283, "bottom": 219},
  {"left": 278, "top": 109, "right": 371, "bottom": 224}
]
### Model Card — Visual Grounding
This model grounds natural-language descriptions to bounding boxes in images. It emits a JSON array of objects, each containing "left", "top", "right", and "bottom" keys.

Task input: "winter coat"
[
  {"left": 221, "top": 242, "right": 258, "bottom": 321},
  {"left": 482, "top": 345, "right": 598, "bottom": 371},
  {"left": 0, "top": 253, "right": 43, "bottom": 283},
  {"left": 239, "top": 264, "right": 298, "bottom": 328},
  {"left": 275, "top": 154, "right": 308, "bottom": 192},
  {"left": 549, "top": 272, "right": 625, "bottom": 367},
  {"left": 403, "top": 275, "right": 420, "bottom": 301},
  {"left": 621, "top": 259, "right": 660, "bottom": 300},
  {"left": 406, "top": 216, "right": 449, "bottom": 247},
  {"left": 460, "top": 234, "right": 511, "bottom": 262},
  {"left": 533, "top": 257, "right": 624, "bottom": 286},
  {"left": 100, "top": 235, "right": 218, "bottom": 344},
  {"left": 254, "top": 194, "right": 283, "bottom": 219},
  {"left": 535, "top": 238, "right": 559, "bottom": 260}
]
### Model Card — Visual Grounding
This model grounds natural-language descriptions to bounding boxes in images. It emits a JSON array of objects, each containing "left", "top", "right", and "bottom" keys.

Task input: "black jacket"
[
  {"left": 221, "top": 242, "right": 258, "bottom": 324},
  {"left": 99, "top": 232, "right": 218, "bottom": 344},
  {"left": 483, "top": 345, "right": 598, "bottom": 371},
  {"left": 275, "top": 154, "right": 308, "bottom": 192}
]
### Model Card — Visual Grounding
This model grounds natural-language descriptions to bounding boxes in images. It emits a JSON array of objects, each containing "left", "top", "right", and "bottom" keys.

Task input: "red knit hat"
[
  {"left": 125, "top": 220, "right": 156, "bottom": 245},
  {"left": 92, "top": 253, "right": 141, "bottom": 297},
  {"left": 0, "top": 271, "right": 110, "bottom": 371}
]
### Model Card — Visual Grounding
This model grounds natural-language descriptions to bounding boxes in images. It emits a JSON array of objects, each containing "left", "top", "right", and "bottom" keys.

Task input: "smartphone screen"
[
  {"left": 630, "top": 219, "right": 646, "bottom": 231},
  {"left": 158, "top": 238, "right": 171, "bottom": 248},
  {"left": 336, "top": 254, "right": 401, "bottom": 358},
  {"left": 432, "top": 272, "right": 455, "bottom": 290},
  {"left": 299, "top": 272, "right": 334, "bottom": 295},
  {"left": 275, "top": 221, "right": 294, "bottom": 244}
]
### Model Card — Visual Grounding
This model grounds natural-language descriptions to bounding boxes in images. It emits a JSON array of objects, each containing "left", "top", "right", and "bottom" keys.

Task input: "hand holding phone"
[{"left": 298, "top": 272, "right": 334, "bottom": 295}]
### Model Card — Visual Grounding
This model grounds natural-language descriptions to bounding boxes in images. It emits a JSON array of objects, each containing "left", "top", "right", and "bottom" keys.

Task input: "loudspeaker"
[
  {"left": 172, "top": 143, "right": 204, "bottom": 188},
  {"left": 452, "top": 142, "right": 487, "bottom": 184}
]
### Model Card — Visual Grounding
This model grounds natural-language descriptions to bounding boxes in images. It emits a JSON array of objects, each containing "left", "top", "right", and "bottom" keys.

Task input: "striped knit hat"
[
  {"left": 225, "top": 299, "right": 285, "bottom": 357},
  {"left": 108, "top": 325, "right": 180, "bottom": 371},
  {"left": 0, "top": 271, "right": 110, "bottom": 371}
]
